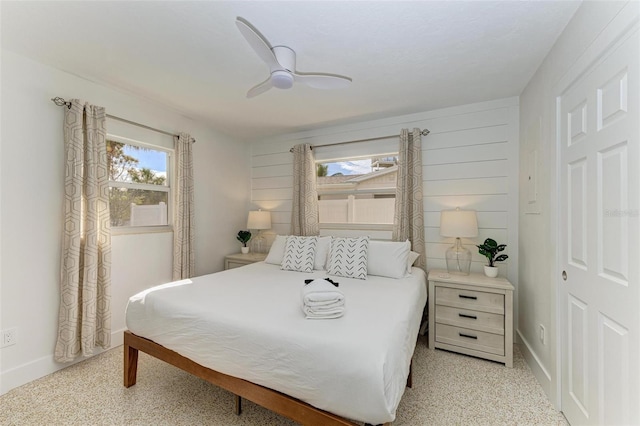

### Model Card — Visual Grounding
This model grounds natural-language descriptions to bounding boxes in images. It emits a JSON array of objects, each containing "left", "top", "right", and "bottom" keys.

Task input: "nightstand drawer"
[
  {"left": 226, "top": 261, "right": 247, "bottom": 270},
  {"left": 435, "top": 305, "right": 504, "bottom": 335},
  {"left": 224, "top": 253, "right": 267, "bottom": 270},
  {"left": 435, "top": 287, "right": 504, "bottom": 314},
  {"left": 435, "top": 323, "right": 504, "bottom": 356}
]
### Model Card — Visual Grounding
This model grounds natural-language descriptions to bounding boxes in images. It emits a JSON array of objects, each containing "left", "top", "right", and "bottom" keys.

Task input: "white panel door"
[{"left": 559, "top": 27, "right": 639, "bottom": 425}]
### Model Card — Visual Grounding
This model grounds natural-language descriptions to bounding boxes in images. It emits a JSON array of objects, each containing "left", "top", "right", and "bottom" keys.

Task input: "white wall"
[
  {"left": 0, "top": 50, "right": 251, "bottom": 394},
  {"left": 250, "top": 97, "right": 519, "bottom": 308},
  {"left": 517, "top": 0, "right": 630, "bottom": 407}
]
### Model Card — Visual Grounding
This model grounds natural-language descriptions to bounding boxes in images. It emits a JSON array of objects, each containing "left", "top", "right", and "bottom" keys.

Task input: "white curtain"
[
  {"left": 55, "top": 99, "right": 111, "bottom": 362},
  {"left": 173, "top": 133, "right": 195, "bottom": 280},
  {"left": 291, "top": 143, "right": 319, "bottom": 236},
  {"left": 393, "top": 128, "right": 426, "bottom": 270}
]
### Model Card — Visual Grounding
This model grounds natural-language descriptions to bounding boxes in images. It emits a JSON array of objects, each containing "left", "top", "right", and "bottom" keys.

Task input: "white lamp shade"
[
  {"left": 440, "top": 209, "right": 478, "bottom": 238},
  {"left": 247, "top": 210, "right": 271, "bottom": 230}
]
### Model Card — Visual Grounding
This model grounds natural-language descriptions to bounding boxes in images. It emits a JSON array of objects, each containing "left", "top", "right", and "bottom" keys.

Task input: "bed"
[{"left": 124, "top": 248, "right": 427, "bottom": 425}]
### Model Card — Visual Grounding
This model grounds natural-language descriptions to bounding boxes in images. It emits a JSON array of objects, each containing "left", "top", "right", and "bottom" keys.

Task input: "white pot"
[
  {"left": 484, "top": 265, "right": 499, "bottom": 278},
  {"left": 241, "top": 246, "right": 249, "bottom": 254}
]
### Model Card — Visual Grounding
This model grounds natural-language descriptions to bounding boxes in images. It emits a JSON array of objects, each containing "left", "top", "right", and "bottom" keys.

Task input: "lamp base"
[
  {"left": 254, "top": 231, "right": 265, "bottom": 254},
  {"left": 445, "top": 237, "right": 472, "bottom": 276}
]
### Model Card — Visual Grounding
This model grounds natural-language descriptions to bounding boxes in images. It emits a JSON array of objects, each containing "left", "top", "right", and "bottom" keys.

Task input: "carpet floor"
[{"left": 0, "top": 336, "right": 567, "bottom": 425}]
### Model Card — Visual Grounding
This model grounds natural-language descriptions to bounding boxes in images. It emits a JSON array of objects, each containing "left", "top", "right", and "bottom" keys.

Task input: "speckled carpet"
[{"left": 0, "top": 336, "right": 567, "bottom": 425}]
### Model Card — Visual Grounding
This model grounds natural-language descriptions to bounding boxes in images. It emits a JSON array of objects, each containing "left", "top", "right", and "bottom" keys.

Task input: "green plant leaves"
[
  {"left": 478, "top": 248, "right": 491, "bottom": 258},
  {"left": 484, "top": 238, "right": 497, "bottom": 248},
  {"left": 236, "top": 230, "right": 252, "bottom": 246},
  {"left": 476, "top": 238, "right": 508, "bottom": 266}
]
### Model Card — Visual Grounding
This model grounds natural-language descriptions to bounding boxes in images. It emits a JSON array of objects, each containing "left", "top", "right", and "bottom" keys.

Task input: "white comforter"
[{"left": 126, "top": 262, "right": 427, "bottom": 424}]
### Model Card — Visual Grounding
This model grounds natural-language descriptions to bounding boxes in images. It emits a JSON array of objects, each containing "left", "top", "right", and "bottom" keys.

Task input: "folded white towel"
[
  {"left": 304, "top": 292, "right": 344, "bottom": 304},
  {"left": 302, "top": 278, "right": 345, "bottom": 319},
  {"left": 302, "top": 278, "right": 344, "bottom": 305},
  {"left": 304, "top": 299, "right": 344, "bottom": 311},
  {"left": 303, "top": 304, "right": 344, "bottom": 319}
]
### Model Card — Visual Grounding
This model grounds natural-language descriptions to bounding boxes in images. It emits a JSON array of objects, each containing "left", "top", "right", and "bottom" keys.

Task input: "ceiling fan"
[{"left": 235, "top": 17, "right": 352, "bottom": 98}]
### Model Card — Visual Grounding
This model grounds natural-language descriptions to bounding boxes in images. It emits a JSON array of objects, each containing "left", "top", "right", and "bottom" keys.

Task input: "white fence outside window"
[
  {"left": 130, "top": 202, "right": 167, "bottom": 226},
  {"left": 319, "top": 197, "right": 395, "bottom": 224}
]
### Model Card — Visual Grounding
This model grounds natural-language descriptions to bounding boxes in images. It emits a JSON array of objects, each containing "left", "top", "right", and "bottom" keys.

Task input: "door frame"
[{"left": 551, "top": 3, "right": 640, "bottom": 413}]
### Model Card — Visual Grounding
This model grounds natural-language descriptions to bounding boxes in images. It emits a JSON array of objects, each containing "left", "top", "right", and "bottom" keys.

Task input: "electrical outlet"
[
  {"left": 539, "top": 324, "right": 546, "bottom": 345},
  {"left": 1, "top": 328, "right": 17, "bottom": 348}
]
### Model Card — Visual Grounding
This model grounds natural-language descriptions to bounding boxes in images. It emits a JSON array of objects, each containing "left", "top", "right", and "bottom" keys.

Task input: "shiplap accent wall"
[{"left": 250, "top": 97, "right": 519, "bottom": 286}]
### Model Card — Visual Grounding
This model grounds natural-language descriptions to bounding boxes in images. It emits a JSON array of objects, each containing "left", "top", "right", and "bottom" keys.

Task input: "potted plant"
[
  {"left": 237, "top": 230, "right": 252, "bottom": 254},
  {"left": 476, "top": 238, "right": 508, "bottom": 278}
]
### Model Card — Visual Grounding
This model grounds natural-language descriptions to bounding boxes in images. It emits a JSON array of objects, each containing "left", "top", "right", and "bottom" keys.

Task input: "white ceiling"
[{"left": 1, "top": 1, "right": 581, "bottom": 141}]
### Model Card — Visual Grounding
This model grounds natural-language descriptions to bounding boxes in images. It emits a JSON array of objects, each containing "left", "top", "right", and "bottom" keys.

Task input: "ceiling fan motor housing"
[
  {"left": 270, "top": 46, "right": 296, "bottom": 89},
  {"left": 271, "top": 70, "right": 294, "bottom": 89},
  {"left": 272, "top": 46, "right": 296, "bottom": 71}
]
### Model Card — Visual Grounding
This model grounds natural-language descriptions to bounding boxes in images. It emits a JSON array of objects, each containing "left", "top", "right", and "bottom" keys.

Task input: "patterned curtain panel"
[
  {"left": 55, "top": 99, "right": 111, "bottom": 362},
  {"left": 393, "top": 128, "right": 427, "bottom": 270},
  {"left": 173, "top": 133, "right": 195, "bottom": 280},
  {"left": 291, "top": 143, "right": 319, "bottom": 236}
]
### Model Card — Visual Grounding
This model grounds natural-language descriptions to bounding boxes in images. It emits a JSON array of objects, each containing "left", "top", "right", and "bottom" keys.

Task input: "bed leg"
[
  {"left": 234, "top": 395, "right": 242, "bottom": 415},
  {"left": 124, "top": 338, "right": 139, "bottom": 388},
  {"left": 406, "top": 359, "right": 413, "bottom": 388}
]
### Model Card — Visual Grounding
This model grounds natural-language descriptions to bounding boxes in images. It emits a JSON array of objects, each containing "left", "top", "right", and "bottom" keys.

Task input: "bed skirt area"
[{"left": 123, "top": 330, "right": 397, "bottom": 426}]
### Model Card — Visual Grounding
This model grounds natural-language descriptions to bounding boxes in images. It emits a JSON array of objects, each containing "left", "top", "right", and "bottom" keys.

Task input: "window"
[
  {"left": 107, "top": 136, "right": 171, "bottom": 228},
  {"left": 316, "top": 155, "right": 398, "bottom": 226}
]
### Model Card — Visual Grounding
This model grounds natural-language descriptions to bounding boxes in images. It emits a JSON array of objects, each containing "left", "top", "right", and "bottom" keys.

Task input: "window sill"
[{"left": 111, "top": 225, "right": 173, "bottom": 236}]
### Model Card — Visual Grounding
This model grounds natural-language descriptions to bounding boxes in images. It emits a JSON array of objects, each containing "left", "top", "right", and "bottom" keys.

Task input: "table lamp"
[
  {"left": 440, "top": 208, "right": 478, "bottom": 275},
  {"left": 247, "top": 209, "right": 271, "bottom": 253}
]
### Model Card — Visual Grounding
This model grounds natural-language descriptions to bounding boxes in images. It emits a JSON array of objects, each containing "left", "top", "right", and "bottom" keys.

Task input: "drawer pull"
[
  {"left": 459, "top": 333, "right": 478, "bottom": 340},
  {"left": 458, "top": 294, "right": 478, "bottom": 300},
  {"left": 458, "top": 313, "right": 477, "bottom": 320}
]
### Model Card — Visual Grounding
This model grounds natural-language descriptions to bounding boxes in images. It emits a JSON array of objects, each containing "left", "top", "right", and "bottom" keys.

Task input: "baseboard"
[
  {"left": 516, "top": 329, "right": 553, "bottom": 403},
  {"left": 0, "top": 328, "right": 125, "bottom": 395}
]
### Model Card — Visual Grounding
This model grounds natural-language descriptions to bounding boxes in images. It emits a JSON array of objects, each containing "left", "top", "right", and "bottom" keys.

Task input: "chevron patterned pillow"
[
  {"left": 327, "top": 236, "right": 370, "bottom": 280},
  {"left": 281, "top": 236, "right": 318, "bottom": 273}
]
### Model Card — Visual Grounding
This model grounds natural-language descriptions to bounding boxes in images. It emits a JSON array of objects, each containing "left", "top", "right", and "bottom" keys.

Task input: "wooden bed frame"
[{"left": 124, "top": 330, "right": 408, "bottom": 426}]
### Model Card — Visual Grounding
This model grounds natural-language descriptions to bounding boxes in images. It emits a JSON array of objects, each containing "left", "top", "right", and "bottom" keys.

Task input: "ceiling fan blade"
[
  {"left": 236, "top": 17, "right": 281, "bottom": 71},
  {"left": 293, "top": 72, "right": 352, "bottom": 90},
  {"left": 247, "top": 76, "right": 274, "bottom": 98}
]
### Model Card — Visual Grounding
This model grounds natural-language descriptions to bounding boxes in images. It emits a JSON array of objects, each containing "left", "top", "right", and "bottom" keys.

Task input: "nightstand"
[
  {"left": 224, "top": 252, "right": 267, "bottom": 270},
  {"left": 428, "top": 269, "right": 514, "bottom": 367}
]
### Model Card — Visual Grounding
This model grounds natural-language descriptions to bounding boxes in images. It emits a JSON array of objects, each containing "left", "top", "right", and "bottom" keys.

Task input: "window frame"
[
  {"left": 106, "top": 134, "right": 174, "bottom": 235},
  {"left": 315, "top": 153, "right": 398, "bottom": 231}
]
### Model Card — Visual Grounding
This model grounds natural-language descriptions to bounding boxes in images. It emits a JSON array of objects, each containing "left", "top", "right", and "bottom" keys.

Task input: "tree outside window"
[{"left": 107, "top": 139, "right": 170, "bottom": 227}]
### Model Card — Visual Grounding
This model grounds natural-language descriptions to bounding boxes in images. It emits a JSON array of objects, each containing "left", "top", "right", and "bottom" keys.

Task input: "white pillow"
[
  {"left": 281, "top": 236, "right": 318, "bottom": 273},
  {"left": 367, "top": 240, "right": 411, "bottom": 279},
  {"left": 327, "top": 236, "right": 369, "bottom": 280},
  {"left": 407, "top": 251, "right": 420, "bottom": 275},
  {"left": 266, "top": 235, "right": 330, "bottom": 269},
  {"left": 265, "top": 235, "right": 287, "bottom": 265},
  {"left": 314, "top": 236, "right": 331, "bottom": 270}
]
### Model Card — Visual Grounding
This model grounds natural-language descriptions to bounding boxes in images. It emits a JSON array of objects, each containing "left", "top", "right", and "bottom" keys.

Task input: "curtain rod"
[
  {"left": 288, "top": 129, "right": 430, "bottom": 153},
  {"left": 51, "top": 97, "right": 196, "bottom": 143}
]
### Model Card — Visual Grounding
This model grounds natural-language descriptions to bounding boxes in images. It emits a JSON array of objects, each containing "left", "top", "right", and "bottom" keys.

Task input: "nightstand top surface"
[{"left": 428, "top": 269, "right": 514, "bottom": 291}]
